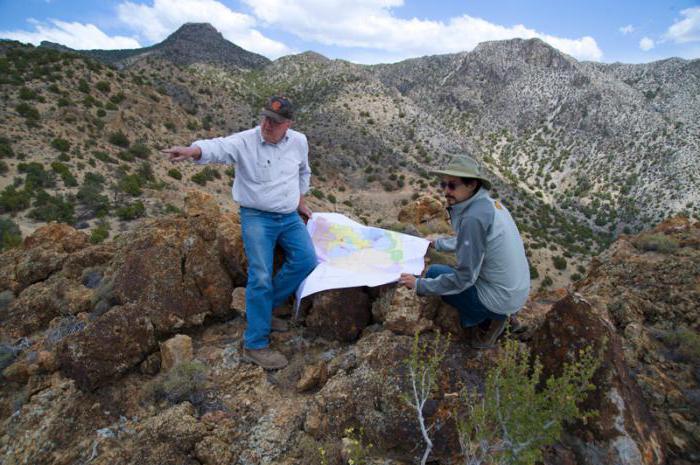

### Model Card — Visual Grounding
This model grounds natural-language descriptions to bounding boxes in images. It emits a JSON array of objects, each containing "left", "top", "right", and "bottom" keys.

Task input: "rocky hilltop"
[
  {"left": 0, "top": 190, "right": 697, "bottom": 464},
  {"left": 41, "top": 23, "right": 270, "bottom": 70}
]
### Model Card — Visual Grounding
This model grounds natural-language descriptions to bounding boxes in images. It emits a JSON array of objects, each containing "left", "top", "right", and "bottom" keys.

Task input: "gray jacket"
[{"left": 416, "top": 189, "right": 530, "bottom": 315}]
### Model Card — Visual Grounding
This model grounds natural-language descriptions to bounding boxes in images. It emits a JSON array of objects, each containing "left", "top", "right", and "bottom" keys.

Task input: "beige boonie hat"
[{"left": 430, "top": 154, "right": 492, "bottom": 190}]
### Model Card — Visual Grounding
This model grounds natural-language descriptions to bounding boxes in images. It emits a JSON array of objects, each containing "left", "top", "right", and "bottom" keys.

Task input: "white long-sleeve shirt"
[{"left": 192, "top": 126, "right": 311, "bottom": 214}]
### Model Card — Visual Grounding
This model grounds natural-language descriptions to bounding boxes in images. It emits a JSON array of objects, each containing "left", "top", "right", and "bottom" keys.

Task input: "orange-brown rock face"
[{"left": 398, "top": 195, "right": 449, "bottom": 229}]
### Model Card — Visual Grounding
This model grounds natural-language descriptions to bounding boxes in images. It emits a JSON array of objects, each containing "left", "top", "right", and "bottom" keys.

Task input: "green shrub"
[
  {"left": 51, "top": 161, "right": 78, "bottom": 187},
  {"left": 128, "top": 142, "right": 150, "bottom": 159},
  {"left": 529, "top": 264, "right": 539, "bottom": 279},
  {"left": 57, "top": 96, "right": 72, "bottom": 107},
  {"left": 90, "top": 223, "right": 110, "bottom": 244},
  {"left": 311, "top": 188, "right": 325, "bottom": 200},
  {"left": 18, "top": 162, "right": 55, "bottom": 190},
  {"left": 15, "top": 102, "right": 40, "bottom": 121},
  {"left": 96, "top": 108, "right": 106, "bottom": 118},
  {"left": 541, "top": 275, "right": 553, "bottom": 287},
  {"left": 661, "top": 327, "right": 700, "bottom": 365},
  {"left": 552, "top": 256, "right": 567, "bottom": 270},
  {"left": 327, "top": 194, "right": 337, "bottom": 203},
  {"left": 633, "top": 234, "right": 679, "bottom": 253},
  {"left": 456, "top": 338, "right": 600, "bottom": 465},
  {"left": 143, "top": 361, "right": 208, "bottom": 404},
  {"left": 168, "top": 168, "right": 182, "bottom": 180},
  {"left": 29, "top": 190, "right": 75, "bottom": 223},
  {"left": 109, "top": 92, "right": 125, "bottom": 104},
  {"left": 51, "top": 138, "right": 71, "bottom": 152},
  {"left": 0, "top": 217, "right": 22, "bottom": 251},
  {"left": 118, "top": 174, "right": 143, "bottom": 196},
  {"left": 95, "top": 81, "right": 111, "bottom": 93},
  {"left": 0, "top": 185, "right": 32, "bottom": 213},
  {"left": 116, "top": 201, "right": 145, "bottom": 221},
  {"left": 0, "top": 161, "right": 7, "bottom": 175},
  {"left": 78, "top": 79, "right": 90, "bottom": 93},
  {"left": 77, "top": 174, "right": 109, "bottom": 218},
  {"left": 108, "top": 131, "right": 130, "bottom": 148},
  {"left": 191, "top": 167, "right": 219, "bottom": 186},
  {"left": 92, "top": 151, "right": 117, "bottom": 164},
  {"left": 117, "top": 151, "right": 134, "bottom": 162},
  {"left": 0, "top": 137, "right": 14, "bottom": 158}
]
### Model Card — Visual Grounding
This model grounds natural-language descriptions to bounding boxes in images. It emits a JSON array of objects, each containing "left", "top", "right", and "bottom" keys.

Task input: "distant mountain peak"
[
  {"left": 37, "top": 22, "right": 270, "bottom": 71},
  {"left": 164, "top": 22, "right": 226, "bottom": 45}
]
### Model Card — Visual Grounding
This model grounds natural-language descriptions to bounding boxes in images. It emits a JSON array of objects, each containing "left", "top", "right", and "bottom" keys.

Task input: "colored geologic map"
[{"left": 296, "top": 213, "right": 430, "bottom": 308}]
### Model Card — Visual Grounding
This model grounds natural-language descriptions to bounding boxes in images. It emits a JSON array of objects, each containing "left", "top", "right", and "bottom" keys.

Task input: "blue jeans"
[
  {"left": 240, "top": 207, "right": 317, "bottom": 349},
  {"left": 425, "top": 264, "right": 506, "bottom": 328}
]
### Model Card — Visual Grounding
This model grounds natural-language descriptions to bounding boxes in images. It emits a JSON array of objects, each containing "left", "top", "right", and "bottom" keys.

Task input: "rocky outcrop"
[
  {"left": 531, "top": 293, "right": 665, "bottom": 465},
  {"left": 573, "top": 218, "right": 700, "bottom": 462},
  {"left": 306, "top": 287, "right": 371, "bottom": 342},
  {"left": 397, "top": 195, "right": 449, "bottom": 231}
]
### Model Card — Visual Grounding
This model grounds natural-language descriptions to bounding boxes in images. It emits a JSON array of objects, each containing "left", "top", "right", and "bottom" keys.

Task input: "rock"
[
  {"left": 372, "top": 286, "right": 436, "bottom": 335},
  {"left": 139, "top": 351, "right": 162, "bottom": 375},
  {"left": 530, "top": 293, "right": 665, "bottom": 465},
  {"left": 306, "top": 288, "right": 371, "bottom": 342},
  {"left": 296, "top": 361, "right": 328, "bottom": 392},
  {"left": 23, "top": 223, "right": 89, "bottom": 253},
  {"left": 58, "top": 303, "right": 156, "bottom": 391},
  {"left": 231, "top": 287, "right": 246, "bottom": 316},
  {"left": 160, "top": 334, "right": 193, "bottom": 371},
  {"left": 2, "top": 275, "right": 93, "bottom": 338},
  {"left": 397, "top": 195, "right": 448, "bottom": 230},
  {"left": 111, "top": 216, "right": 235, "bottom": 334},
  {"left": 195, "top": 436, "right": 234, "bottom": 465},
  {"left": 184, "top": 189, "right": 221, "bottom": 218},
  {"left": 140, "top": 402, "right": 207, "bottom": 453}
]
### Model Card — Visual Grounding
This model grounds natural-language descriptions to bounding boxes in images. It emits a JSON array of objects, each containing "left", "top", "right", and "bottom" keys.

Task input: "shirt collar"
[
  {"left": 256, "top": 126, "right": 290, "bottom": 146},
  {"left": 447, "top": 188, "right": 489, "bottom": 218}
]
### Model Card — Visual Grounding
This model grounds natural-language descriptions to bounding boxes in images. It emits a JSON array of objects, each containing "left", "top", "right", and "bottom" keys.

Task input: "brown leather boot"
[
  {"left": 241, "top": 347, "right": 288, "bottom": 370},
  {"left": 470, "top": 319, "right": 507, "bottom": 349},
  {"left": 271, "top": 316, "right": 289, "bottom": 332}
]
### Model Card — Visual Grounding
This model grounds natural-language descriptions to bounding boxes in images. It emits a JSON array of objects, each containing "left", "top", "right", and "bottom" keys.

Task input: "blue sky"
[{"left": 0, "top": 0, "right": 698, "bottom": 64}]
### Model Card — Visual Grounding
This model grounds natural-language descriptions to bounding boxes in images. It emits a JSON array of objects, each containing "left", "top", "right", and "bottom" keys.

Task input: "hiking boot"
[
  {"left": 241, "top": 347, "right": 288, "bottom": 370},
  {"left": 509, "top": 315, "right": 526, "bottom": 334},
  {"left": 271, "top": 316, "right": 289, "bottom": 332},
  {"left": 470, "top": 319, "right": 507, "bottom": 349}
]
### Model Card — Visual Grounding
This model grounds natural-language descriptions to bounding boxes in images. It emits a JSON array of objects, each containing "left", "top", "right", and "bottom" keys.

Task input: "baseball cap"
[{"left": 260, "top": 96, "right": 294, "bottom": 122}]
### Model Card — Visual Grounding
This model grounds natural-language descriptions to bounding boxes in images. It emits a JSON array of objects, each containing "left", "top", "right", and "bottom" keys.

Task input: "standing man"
[
  {"left": 163, "top": 96, "right": 317, "bottom": 369},
  {"left": 398, "top": 155, "right": 530, "bottom": 349}
]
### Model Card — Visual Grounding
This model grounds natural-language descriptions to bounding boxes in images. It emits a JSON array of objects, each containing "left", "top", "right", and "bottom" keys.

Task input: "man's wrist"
[{"left": 190, "top": 145, "right": 202, "bottom": 161}]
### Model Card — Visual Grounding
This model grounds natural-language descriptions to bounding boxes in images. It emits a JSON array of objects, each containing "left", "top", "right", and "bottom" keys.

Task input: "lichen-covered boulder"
[{"left": 58, "top": 303, "right": 156, "bottom": 390}]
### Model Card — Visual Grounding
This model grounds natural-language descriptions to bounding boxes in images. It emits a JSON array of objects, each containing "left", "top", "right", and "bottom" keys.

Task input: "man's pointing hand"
[{"left": 162, "top": 146, "right": 201, "bottom": 162}]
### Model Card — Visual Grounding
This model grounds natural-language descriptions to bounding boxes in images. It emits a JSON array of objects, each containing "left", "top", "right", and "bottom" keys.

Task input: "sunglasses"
[{"left": 439, "top": 180, "right": 463, "bottom": 190}]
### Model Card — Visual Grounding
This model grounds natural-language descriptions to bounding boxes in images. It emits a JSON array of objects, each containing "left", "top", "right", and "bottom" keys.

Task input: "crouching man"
[{"left": 399, "top": 154, "right": 530, "bottom": 348}]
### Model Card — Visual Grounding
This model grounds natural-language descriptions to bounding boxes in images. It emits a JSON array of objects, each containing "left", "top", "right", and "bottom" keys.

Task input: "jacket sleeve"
[
  {"left": 434, "top": 236, "right": 457, "bottom": 252},
  {"left": 416, "top": 214, "right": 489, "bottom": 296},
  {"left": 298, "top": 134, "right": 311, "bottom": 195},
  {"left": 191, "top": 134, "right": 241, "bottom": 165}
]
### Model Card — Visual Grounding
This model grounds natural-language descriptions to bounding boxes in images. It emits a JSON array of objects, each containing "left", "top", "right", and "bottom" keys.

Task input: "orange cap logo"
[{"left": 271, "top": 100, "right": 282, "bottom": 111}]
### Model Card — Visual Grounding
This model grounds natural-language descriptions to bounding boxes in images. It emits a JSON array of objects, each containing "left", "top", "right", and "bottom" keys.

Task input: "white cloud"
[
  {"left": 639, "top": 37, "right": 655, "bottom": 51},
  {"left": 664, "top": 7, "right": 700, "bottom": 44},
  {"left": 0, "top": 19, "right": 141, "bottom": 49},
  {"left": 116, "top": 0, "right": 293, "bottom": 58},
  {"left": 619, "top": 24, "right": 634, "bottom": 35},
  {"left": 242, "top": 0, "right": 603, "bottom": 62}
]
